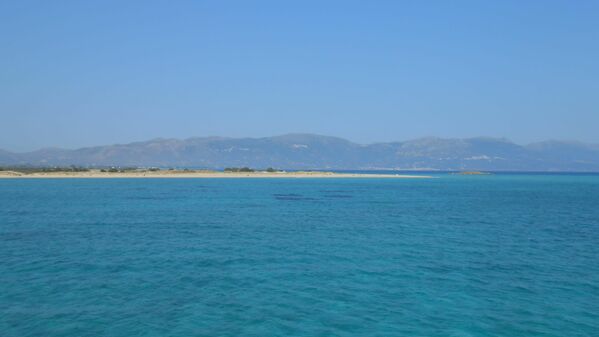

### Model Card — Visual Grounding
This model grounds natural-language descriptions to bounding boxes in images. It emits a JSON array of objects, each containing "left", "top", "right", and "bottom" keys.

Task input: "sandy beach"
[{"left": 0, "top": 170, "right": 430, "bottom": 179}]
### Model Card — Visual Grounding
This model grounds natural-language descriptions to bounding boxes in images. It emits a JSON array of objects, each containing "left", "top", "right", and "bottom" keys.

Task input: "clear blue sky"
[{"left": 1, "top": 1, "right": 598, "bottom": 151}]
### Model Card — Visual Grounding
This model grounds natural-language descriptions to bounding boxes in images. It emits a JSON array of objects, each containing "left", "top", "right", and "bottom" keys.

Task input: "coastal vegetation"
[
  {"left": 223, "top": 167, "right": 284, "bottom": 173},
  {"left": 0, "top": 165, "right": 91, "bottom": 173},
  {"left": 224, "top": 167, "right": 255, "bottom": 172},
  {"left": 99, "top": 167, "right": 140, "bottom": 173},
  {"left": 0, "top": 165, "right": 285, "bottom": 175},
  {"left": 0, "top": 166, "right": 428, "bottom": 179}
]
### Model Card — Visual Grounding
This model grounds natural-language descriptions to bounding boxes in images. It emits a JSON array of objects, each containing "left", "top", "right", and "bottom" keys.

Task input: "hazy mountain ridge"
[{"left": 1, "top": 134, "right": 599, "bottom": 171}]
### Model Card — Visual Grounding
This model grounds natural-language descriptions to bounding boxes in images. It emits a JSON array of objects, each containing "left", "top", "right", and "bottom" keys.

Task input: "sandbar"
[{"left": 0, "top": 170, "right": 430, "bottom": 179}]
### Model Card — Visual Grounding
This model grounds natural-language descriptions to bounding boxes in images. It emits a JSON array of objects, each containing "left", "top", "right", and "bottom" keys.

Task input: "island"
[
  {"left": 453, "top": 171, "right": 492, "bottom": 175},
  {"left": 0, "top": 167, "right": 430, "bottom": 179}
]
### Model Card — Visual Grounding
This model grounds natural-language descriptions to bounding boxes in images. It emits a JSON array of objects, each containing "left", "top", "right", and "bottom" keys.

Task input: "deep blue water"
[{"left": 1, "top": 175, "right": 599, "bottom": 337}]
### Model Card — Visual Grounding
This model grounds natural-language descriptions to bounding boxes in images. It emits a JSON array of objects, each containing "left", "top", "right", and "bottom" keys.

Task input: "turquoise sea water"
[{"left": 1, "top": 174, "right": 599, "bottom": 336}]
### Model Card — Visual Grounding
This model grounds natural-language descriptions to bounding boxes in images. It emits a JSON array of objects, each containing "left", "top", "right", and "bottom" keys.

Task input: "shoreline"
[{"left": 0, "top": 170, "right": 431, "bottom": 179}]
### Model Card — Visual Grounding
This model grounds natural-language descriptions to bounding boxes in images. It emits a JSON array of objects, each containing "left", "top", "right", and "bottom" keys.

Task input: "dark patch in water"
[
  {"left": 273, "top": 193, "right": 316, "bottom": 201},
  {"left": 320, "top": 190, "right": 354, "bottom": 199},
  {"left": 273, "top": 193, "right": 302, "bottom": 197}
]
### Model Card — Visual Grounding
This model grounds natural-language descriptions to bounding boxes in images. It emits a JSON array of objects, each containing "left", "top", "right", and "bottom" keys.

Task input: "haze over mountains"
[{"left": 1, "top": 134, "right": 599, "bottom": 171}]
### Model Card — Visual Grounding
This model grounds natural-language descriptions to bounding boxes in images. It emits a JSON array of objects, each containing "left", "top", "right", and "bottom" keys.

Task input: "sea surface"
[{"left": 1, "top": 174, "right": 599, "bottom": 337}]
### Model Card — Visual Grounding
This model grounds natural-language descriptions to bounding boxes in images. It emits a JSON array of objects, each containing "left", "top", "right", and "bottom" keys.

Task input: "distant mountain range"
[{"left": 2, "top": 134, "right": 599, "bottom": 171}]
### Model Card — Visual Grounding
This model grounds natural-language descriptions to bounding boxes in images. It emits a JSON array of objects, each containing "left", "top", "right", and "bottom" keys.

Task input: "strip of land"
[{"left": 0, "top": 169, "right": 429, "bottom": 179}]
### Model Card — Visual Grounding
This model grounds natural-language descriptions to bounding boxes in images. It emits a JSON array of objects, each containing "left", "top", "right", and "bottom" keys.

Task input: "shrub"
[{"left": 224, "top": 167, "right": 255, "bottom": 172}]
